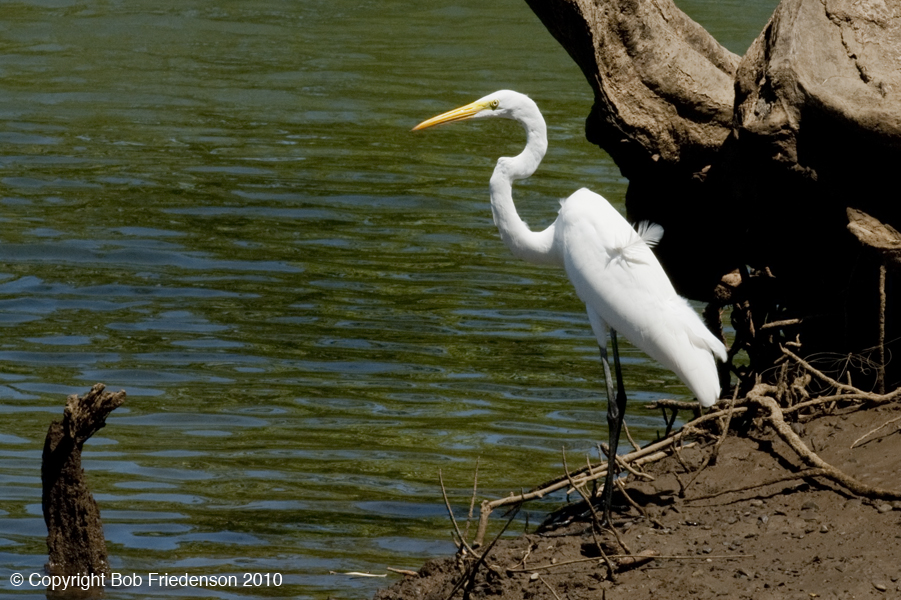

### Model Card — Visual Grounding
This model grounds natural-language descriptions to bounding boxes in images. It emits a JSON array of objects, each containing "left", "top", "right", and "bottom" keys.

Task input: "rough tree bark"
[
  {"left": 524, "top": 0, "right": 741, "bottom": 298},
  {"left": 525, "top": 0, "right": 901, "bottom": 386},
  {"left": 42, "top": 383, "right": 126, "bottom": 579}
]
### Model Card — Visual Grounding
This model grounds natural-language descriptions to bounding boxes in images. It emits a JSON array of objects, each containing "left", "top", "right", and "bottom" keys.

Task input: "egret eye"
[{"left": 489, "top": 99, "right": 499, "bottom": 109}]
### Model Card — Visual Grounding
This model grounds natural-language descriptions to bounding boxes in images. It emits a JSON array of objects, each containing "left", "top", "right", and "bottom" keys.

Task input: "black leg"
[{"left": 599, "top": 330, "right": 628, "bottom": 523}]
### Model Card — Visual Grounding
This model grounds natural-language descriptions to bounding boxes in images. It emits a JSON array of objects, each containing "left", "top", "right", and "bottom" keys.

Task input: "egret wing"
[{"left": 557, "top": 189, "right": 724, "bottom": 405}]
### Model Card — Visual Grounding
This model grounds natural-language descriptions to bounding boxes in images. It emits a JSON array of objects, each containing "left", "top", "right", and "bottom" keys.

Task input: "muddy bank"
[{"left": 374, "top": 402, "right": 901, "bottom": 599}]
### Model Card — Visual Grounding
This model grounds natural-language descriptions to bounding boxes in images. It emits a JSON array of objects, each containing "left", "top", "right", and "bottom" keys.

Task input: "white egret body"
[{"left": 414, "top": 90, "right": 727, "bottom": 513}]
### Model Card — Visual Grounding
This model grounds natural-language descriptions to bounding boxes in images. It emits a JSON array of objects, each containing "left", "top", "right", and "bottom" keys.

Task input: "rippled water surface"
[{"left": 0, "top": 1, "right": 777, "bottom": 598}]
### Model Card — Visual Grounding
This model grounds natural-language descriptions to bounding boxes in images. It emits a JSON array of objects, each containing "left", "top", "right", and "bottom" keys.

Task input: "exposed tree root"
[{"left": 746, "top": 383, "right": 901, "bottom": 501}]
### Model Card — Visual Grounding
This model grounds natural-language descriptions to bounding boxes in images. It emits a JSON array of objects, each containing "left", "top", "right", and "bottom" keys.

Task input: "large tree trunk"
[{"left": 525, "top": 0, "right": 901, "bottom": 386}]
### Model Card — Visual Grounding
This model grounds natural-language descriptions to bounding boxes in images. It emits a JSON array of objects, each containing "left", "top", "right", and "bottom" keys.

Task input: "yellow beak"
[{"left": 412, "top": 100, "right": 490, "bottom": 131}]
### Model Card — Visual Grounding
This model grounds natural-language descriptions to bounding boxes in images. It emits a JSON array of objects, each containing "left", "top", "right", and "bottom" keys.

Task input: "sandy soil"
[{"left": 374, "top": 402, "right": 901, "bottom": 599}]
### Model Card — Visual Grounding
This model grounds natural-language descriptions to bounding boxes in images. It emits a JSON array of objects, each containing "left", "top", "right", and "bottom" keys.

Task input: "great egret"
[{"left": 413, "top": 90, "right": 727, "bottom": 516}]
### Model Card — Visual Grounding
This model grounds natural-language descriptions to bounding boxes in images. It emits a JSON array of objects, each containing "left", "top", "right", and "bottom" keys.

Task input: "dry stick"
[
  {"left": 682, "top": 385, "right": 739, "bottom": 493},
  {"left": 711, "top": 384, "right": 740, "bottom": 461},
  {"left": 561, "top": 449, "right": 617, "bottom": 578},
  {"left": 439, "top": 469, "right": 479, "bottom": 558},
  {"left": 520, "top": 435, "right": 702, "bottom": 502},
  {"left": 510, "top": 544, "right": 533, "bottom": 571},
  {"left": 575, "top": 462, "right": 632, "bottom": 558},
  {"left": 850, "top": 414, "right": 901, "bottom": 449},
  {"left": 686, "top": 468, "right": 829, "bottom": 502},
  {"left": 784, "top": 392, "right": 888, "bottom": 415},
  {"left": 538, "top": 575, "right": 563, "bottom": 600},
  {"left": 615, "top": 549, "right": 658, "bottom": 571},
  {"left": 587, "top": 449, "right": 605, "bottom": 500},
  {"left": 506, "top": 553, "right": 753, "bottom": 573},
  {"left": 559, "top": 451, "right": 598, "bottom": 530},
  {"left": 463, "top": 458, "right": 480, "bottom": 543},
  {"left": 507, "top": 556, "right": 602, "bottom": 573},
  {"left": 622, "top": 420, "right": 641, "bottom": 452},
  {"left": 670, "top": 441, "right": 691, "bottom": 497},
  {"left": 615, "top": 454, "right": 654, "bottom": 481},
  {"left": 587, "top": 451, "right": 602, "bottom": 496},
  {"left": 614, "top": 478, "right": 664, "bottom": 529},
  {"left": 646, "top": 399, "right": 700, "bottom": 411},
  {"left": 651, "top": 400, "right": 698, "bottom": 437},
  {"left": 760, "top": 318, "right": 803, "bottom": 330},
  {"left": 444, "top": 505, "right": 519, "bottom": 600},
  {"left": 604, "top": 513, "right": 631, "bottom": 557},
  {"left": 747, "top": 384, "right": 901, "bottom": 500}
]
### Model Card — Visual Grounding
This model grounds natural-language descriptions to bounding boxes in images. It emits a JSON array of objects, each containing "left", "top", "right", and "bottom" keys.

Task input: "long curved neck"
[{"left": 488, "top": 105, "right": 559, "bottom": 266}]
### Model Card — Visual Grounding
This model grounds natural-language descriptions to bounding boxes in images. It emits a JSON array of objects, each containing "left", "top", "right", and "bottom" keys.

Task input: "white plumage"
[{"left": 557, "top": 187, "right": 726, "bottom": 407}]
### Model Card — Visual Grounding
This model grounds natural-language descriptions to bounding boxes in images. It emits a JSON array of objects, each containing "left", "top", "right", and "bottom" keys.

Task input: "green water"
[{"left": 0, "top": 1, "right": 777, "bottom": 598}]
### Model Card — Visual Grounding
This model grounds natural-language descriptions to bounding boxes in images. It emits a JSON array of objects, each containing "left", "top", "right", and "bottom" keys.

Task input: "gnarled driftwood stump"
[
  {"left": 42, "top": 383, "right": 126, "bottom": 578},
  {"left": 525, "top": 0, "right": 901, "bottom": 387}
]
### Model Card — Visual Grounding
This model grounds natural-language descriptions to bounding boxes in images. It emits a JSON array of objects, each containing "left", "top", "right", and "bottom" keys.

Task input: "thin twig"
[
  {"left": 614, "top": 478, "right": 664, "bottom": 529},
  {"left": 615, "top": 454, "right": 654, "bottom": 481},
  {"left": 686, "top": 469, "right": 829, "bottom": 502},
  {"left": 616, "top": 549, "right": 659, "bottom": 571},
  {"left": 510, "top": 544, "right": 533, "bottom": 571},
  {"left": 561, "top": 449, "right": 617, "bottom": 580},
  {"left": 463, "top": 457, "right": 480, "bottom": 542},
  {"left": 439, "top": 469, "right": 478, "bottom": 557},
  {"left": 538, "top": 575, "right": 563, "bottom": 600},
  {"left": 850, "top": 414, "right": 901, "bottom": 449},
  {"left": 622, "top": 420, "right": 641, "bottom": 452},
  {"left": 645, "top": 399, "right": 700, "bottom": 410},
  {"left": 505, "top": 553, "right": 753, "bottom": 573},
  {"left": 563, "top": 452, "right": 608, "bottom": 544},
  {"left": 683, "top": 385, "right": 739, "bottom": 492},
  {"left": 671, "top": 442, "right": 691, "bottom": 497},
  {"left": 445, "top": 505, "right": 519, "bottom": 600},
  {"left": 760, "top": 318, "right": 802, "bottom": 330}
]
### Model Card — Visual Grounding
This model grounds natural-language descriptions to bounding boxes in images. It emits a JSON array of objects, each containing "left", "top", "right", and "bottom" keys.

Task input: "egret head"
[{"left": 412, "top": 90, "right": 532, "bottom": 131}]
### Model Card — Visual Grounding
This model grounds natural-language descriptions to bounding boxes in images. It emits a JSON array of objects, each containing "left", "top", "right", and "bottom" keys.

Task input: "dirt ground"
[{"left": 374, "top": 402, "right": 901, "bottom": 599}]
